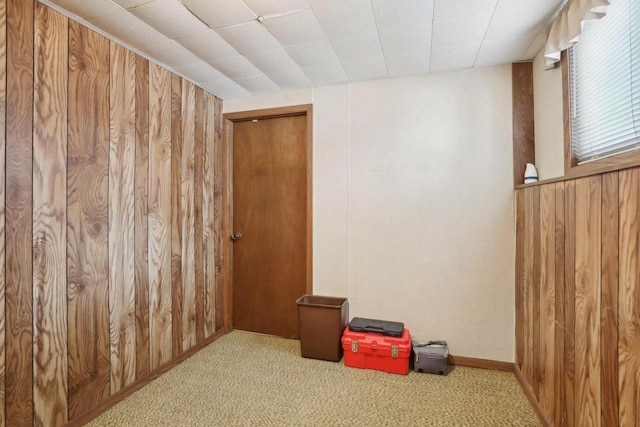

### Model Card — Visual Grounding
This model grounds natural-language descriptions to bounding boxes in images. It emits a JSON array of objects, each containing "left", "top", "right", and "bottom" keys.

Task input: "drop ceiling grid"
[{"left": 42, "top": 0, "right": 564, "bottom": 100}]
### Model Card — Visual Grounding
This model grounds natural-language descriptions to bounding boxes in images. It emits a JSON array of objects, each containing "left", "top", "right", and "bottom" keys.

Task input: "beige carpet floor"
[{"left": 88, "top": 331, "right": 540, "bottom": 426}]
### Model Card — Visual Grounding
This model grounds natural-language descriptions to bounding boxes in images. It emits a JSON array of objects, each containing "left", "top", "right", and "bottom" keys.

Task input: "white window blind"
[{"left": 569, "top": 0, "right": 640, "bottom": 164}]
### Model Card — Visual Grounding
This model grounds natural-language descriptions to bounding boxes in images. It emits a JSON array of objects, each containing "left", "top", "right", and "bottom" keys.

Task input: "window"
[{"left": 568, "top": 0, "right": 640, "bottom": 166}]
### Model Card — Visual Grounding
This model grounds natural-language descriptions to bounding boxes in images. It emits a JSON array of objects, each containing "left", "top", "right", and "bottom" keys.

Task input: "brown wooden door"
[{"left": 232, "top": 114, "right": 308, "bottom": 338}]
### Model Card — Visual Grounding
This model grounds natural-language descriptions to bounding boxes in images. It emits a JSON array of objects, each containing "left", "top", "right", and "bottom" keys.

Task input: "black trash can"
[{"left": 296, "top": 295, "right": 348, "bottom": 362}]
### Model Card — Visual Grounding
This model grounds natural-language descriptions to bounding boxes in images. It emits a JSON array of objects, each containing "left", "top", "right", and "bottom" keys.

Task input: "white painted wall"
[
  {"left": 533, "top": 48, "right": 565, "bottom": 179},
  {"left": 225, "top": 66, "right": 515, "bottom": 362}
]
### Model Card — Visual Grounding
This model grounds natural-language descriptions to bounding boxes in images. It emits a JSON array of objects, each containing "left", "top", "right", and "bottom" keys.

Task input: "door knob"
[{"left": 231, "top": 232, "right": 242, "bottom": 242}]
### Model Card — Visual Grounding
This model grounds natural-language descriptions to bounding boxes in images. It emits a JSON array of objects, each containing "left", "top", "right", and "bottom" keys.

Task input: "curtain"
[{"left": 544, "top": 0, "right": 611, "bottom": 68}]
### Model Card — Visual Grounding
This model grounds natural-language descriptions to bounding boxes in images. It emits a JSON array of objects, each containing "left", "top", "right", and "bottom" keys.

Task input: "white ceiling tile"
[
  {"left": 485, "top": 0, "right": 562, "bottom": 40},
  {"left": 330, "top": 32, "right": 383, "bottom": 61},
  {"left": 432, "top": 17, "right": 491, "bottom": 49},
  {"left": 430, "top": 42, "right": 481, "bottom": 73},
  {"left": 181, "top": 0, "right": 257, "bottom": 29},
  {"left": 245, "top": 48, "right": 299, "bottom": 74},
  {"left": 475, "top": 35, "right": 535, "bottom": 67},
  {"left": 172, "top": 62, "right": 228, "bottom": 83},
  {"left": 313, "top": 0, "right": 377, "bottom": 38},
  {"left": 341, "top": 55, "right": 387, "bottom": 81},
  {"left": 308, "top": 0, "right": 351, "bottom": 7},
  {"left": 88, "top": 8, "right": 172, "bottom": 51},
  {"left": 243, "top": 0, "right": 310, "bottom": 17},
  {"left": 202, "top": 79, "right": 251, "bottom": 99},
  {"left": 268, "top": 67, "right": 314, "bottom": 90},
  {"left": 234, "top": 74, "right": 281, "bottom": 95},
  {"left": 385, "top": 52, "right": 430, "bottom": 78},
  {"left": 286, "top": 39, "right": 340, "bottom": 67},
  {"left": 128, "top": 0, "right": 208, "bottom": 39},
  {"left": 371, "top": 0, "right": 434, "bottom": 29},
  {"left": 175, "top": 29, "right": 240, "bottom": 62},
  {"left": 111, "top": 0, "right": 152, "bottom": 9},
  {"left": 48, "top": 0, "right": 124, "bottom": 21},
  {"left": 216, "top": 21, "right": 282, "bottom": 56},
  {"left": 379, "top": 27, "right": 430, "bottom": 56},
  {"left": 263, "top": 8, "right": 326, "bottom": 46},
  {"left": 141, "top": 39, "right": 201, "bottom": 67},
  {"left": 301, "top": 61, "right": 348, "bottom": 86},
  {"left": 521, "top": 32, "right": 546, "bottom": 60},
  {"left": 433, "top": 0, "right": 497, "bottom": 21},
  {"left": 209, "top": 56, "right": 263, "bottom": 79}
]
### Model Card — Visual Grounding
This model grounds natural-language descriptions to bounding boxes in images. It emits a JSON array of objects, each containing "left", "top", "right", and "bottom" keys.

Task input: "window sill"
[{"left": 515, "top": 153, "right": 640, "bottom": 189}]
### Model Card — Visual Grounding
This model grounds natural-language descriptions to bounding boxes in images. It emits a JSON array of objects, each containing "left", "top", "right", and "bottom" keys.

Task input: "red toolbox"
[{"left": 341, "top": 327, "right": 412, "bottom": 375}]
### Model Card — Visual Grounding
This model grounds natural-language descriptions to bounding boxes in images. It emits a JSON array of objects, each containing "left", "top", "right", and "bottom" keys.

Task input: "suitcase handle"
[{"left": 414, "top": 340, "right": 447, "bottom": 348}]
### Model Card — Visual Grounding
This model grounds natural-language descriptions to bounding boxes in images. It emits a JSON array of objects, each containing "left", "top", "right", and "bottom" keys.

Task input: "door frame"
[{"left": 223, "top": 104, "right": 313, "bottom": 331}]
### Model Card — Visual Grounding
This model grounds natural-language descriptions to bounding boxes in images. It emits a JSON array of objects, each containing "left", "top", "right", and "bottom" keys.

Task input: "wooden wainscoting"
[
  {"left": 0, "top": 1, "right": 229, "bottom": 425},
  {"left": 515, "top": 168, "right": 640, "bottom": 426}
]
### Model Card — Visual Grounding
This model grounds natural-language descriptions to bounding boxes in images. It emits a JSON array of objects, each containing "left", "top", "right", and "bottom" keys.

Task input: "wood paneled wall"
[
  {"left": 0, "top": 1, "right": 226, "bottom": 425},
  {"left": 516, "top": 168, "right": 640, "bottom": 426}
]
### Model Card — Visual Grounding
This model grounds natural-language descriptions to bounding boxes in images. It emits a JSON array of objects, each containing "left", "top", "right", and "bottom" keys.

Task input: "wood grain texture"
[
  {"left": 564, "top": 179, "right": 576, "bottom": 427},
  {"left": 148, "top": 62, "right": 173, "bottom": 369},
  {"left": 215, "top": 97, "right": 226, "bottom": 332},
  {"left": 171, "top": 73, "right": 183, "bottom": 357},
  {"left": 522, "top": 186, "right": 540, "bottom": 396},
  {"left": 515, "top": 189, "right": 525, "bottom": 371},
  {"left": 5, "top": 0, "right": 34, "bottom": 423},
  {"left": 181, "top": 80, "right": 196, "bottom": 350},
  {"left": 33, "top": 5, "right": 68, "bottom": 424},
  {"left": 553, "top": 182, "right": 565, "bottom": 427},
  {"left": 539, "top": 184, "right": 556, "bottom": 419},
  {"left": 0, "top": 0, "right": 6, "bottom": 424},
  {"left": 67, "top": 21, "right": 110, "bottom": 418},
  {"left": 202, "top": 92, "right": 216, "bottom": 338},
  {"left": 232, "top": 115, "right": 308, "bottom": 339},
  {"left": 134, "top": 54, "right": 150, "bottom": 380},
  {"left": 600, "top": 172, "right": 618, "bottom": 427},
  {"left": 194, "top": 86, "right": 204, "bottom": 344},
  {"left": 109, "top": 41, "right": 137, "bottom": 394},
  {"left": 574, "top": 175, "right": 601, "bottom": 427},
  {"left": 512, "top": 62, "right": 535, "bottom": 187},
  {"left": 618, "top": 168, "right": 640, "bottom": 427}
]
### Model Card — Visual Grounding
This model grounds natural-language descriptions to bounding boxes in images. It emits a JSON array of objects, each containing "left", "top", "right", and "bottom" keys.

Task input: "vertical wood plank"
[
  {"left": 539, "top": 184, "right": 556, "bottom": 419},
  {"left": 532, "top": 185, "right": 540, "bottom": 400},
  {"left": 512, "top": 62, "right": 535, "bottom": 187},
  {"left": 523, "top": 186, "right": 540, "bottom": 396},
  {"left": 33, "top": 4, "right": 68, "bottom": 424},
  {"left": 181, "top": 80, "right": 196, "bottom": 350},
  {"left": 203, "top": 92, "right": 216, "bottom": 338},
  {"left": 600, "top": 172, "right": 618, "bottom": 427},
  {"left": 194, "top": 86, "right": 204, "bottom": 344},
  {"left": 214, "top": 96, "right": 225, "bottom": 332},
  {"left": 148, "top": 62, "right": 173, "bottom": 369},
  {"left": 574, "top": 175, "right": 602, "bottom": 427},
  {"left": 0, "top": 0, "right": 6, "bottom": 424},
  {"left": 109, "top": 41, "right": 137, "bottom": 394},
  {"left": 618, "top": 168, "right": 640, "bottom": 427},
  {"left": 134, "top": 54, "right": 150, "bottom": 379},
  {"left": 171, "top": 73, "right": 183, "bottom": 357},
  {"left": 554, "top": 182, "right": 566, "bottom": 427},
  {"left": 564, "top": 179, "right": 576, "bottom": 427},
  {"left": 5, "top": 0, "right": 33, "bottom": 423},
  {"left": 515, "top": 189, "right": 525, "bottom": 372},
  {"left": 67, "top": 21, "right": 110, "bottom": 418}
]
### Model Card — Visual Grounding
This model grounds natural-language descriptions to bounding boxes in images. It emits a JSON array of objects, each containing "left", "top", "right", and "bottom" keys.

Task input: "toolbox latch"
[
  {"left": 391, "top": 345, "right": 399, "bottom": 359},
  {"left": 351, "top": 341, "right": 358, "bottom": 353}
]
